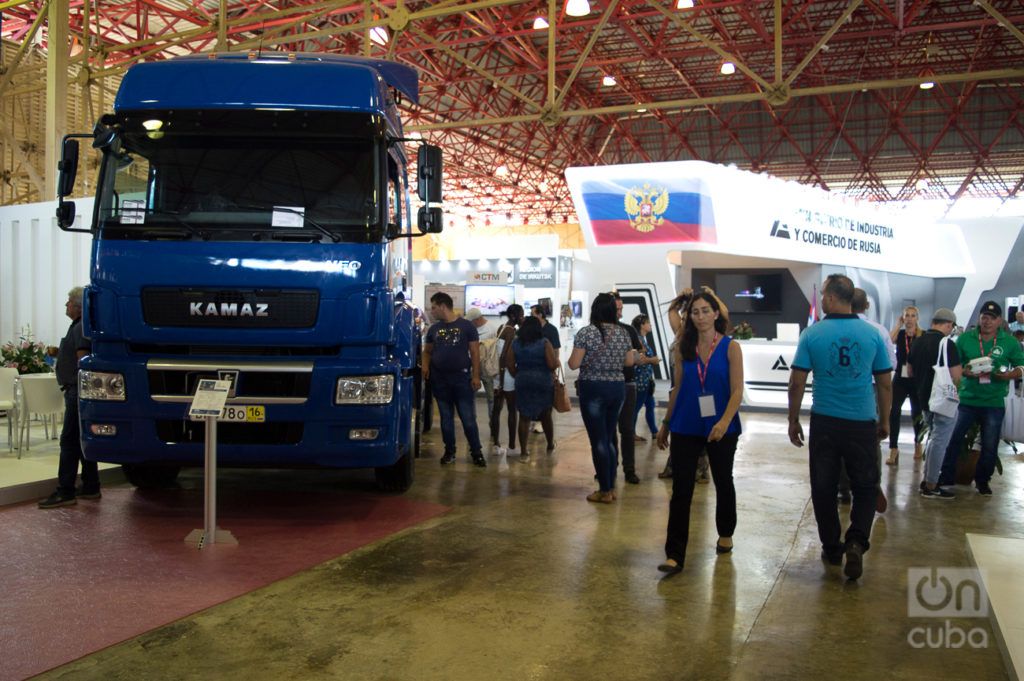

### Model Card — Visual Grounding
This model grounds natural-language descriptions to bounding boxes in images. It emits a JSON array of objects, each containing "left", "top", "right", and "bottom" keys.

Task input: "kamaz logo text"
[{"left": 189, "top": 302, "right": 269, "bottom": 317}]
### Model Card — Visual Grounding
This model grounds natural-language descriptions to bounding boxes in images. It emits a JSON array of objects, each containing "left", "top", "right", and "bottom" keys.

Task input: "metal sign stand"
[{"left": 185, "top": 380, "right": 238, "bottom": 548}]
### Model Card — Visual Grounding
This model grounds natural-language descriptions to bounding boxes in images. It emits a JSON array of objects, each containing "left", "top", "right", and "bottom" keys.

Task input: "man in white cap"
[
  {"left": 907, "top": 308, "right": 961, "bottom": 499},
  {"left": 466, "top": 307, "right": 499, "bottom": 431}
]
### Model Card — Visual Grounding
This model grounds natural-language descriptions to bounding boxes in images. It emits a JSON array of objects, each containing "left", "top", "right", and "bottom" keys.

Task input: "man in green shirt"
[{"left": 938, "top": 300, "right": 1024, "bottom": 495}]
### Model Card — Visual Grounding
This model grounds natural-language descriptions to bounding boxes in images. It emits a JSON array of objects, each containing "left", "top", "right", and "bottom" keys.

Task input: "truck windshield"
[{"left": 96, "top": 111, "right": 383, "bottom": 243}]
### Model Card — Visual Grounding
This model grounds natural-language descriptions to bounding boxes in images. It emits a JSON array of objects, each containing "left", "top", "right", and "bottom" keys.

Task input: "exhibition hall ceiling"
[{"left": 2, "top": 0, "right": 1023, "bottom": 223}]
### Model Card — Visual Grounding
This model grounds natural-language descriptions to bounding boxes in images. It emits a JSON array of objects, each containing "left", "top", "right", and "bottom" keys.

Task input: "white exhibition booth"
[{"left": 566, "top": 160, "right": 1024, "bottom": 408}]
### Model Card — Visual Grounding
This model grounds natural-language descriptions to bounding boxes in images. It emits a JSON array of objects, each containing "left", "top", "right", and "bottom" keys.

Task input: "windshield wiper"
[
  {"left": 103, "top": 209, "right": 204, "bottom": 239},
  {"left": 230, "top": 204, "right": 340, "bottom": 243}
]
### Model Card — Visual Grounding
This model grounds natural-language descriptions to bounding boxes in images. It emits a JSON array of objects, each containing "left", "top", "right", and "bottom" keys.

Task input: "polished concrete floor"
[{"left": 23, "top": 403, "right": 1023, "bottom": 680}]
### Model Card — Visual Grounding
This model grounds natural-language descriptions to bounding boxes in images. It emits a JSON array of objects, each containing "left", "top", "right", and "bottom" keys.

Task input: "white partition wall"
[{"left": 0, "top": 200, "right": 94, "bottom": 348}]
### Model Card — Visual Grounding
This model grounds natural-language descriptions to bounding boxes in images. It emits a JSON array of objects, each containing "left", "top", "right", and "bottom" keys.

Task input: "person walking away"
[
  {"left": 568, "top": 293, "right": 634, "bottom": 503},
  {"left": 507, "top": 316, "right": 559, "bottom": 462},
  {"left": 466, "top": 307, "right": 499, "bottom": 436},
  {"left": 656, "top": 292, "right": 743, "bottom": 574},
  {"left": 492, "top": 304, "right": 524, "bottom": 455},
  {"left": 787, "top": 274, "right": 892, "bottom": 581},
  {"left": 937, "top": 301, "right": 1024, "bottom": 495},
  {"left": 530, "top": 304, "right": 561, "bottom": 447},
  {"left": 39, "top": 287, "right": 97, "bottom": 508},
  {"left": 611, "top": 291, "right": 646, "bottom": 484},
  {"left": 907, "top": 308, "right": 961, "bottom": 498},
  {"left": 887, "top": 306, "right": 925, "bottom": 464},
  {"left": 631, "top": 314, "right": 661, "bottom": 440},
  {"left": 422, "top": 292, "right": 486, "bottom": 467}
]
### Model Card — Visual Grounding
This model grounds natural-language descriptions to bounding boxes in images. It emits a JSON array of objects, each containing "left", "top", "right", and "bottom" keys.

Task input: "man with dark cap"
[{"left": 938, "top": 301, "right": 1024, "bottom": 495}]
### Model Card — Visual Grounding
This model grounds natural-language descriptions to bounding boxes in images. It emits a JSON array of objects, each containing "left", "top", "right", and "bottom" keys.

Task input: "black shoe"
[
  {"left": 976, "top": 481, "right": 993, "bottom": 496},
  {"left": 920, "top": 485, "right": 955, "bottom": 499},
  {"left": 625, "top": 472, "right": 640, "bottom": 484},
  {"left": 919, "top": 480, "right": 928, "bottom": 492},
  {"left": 844, "top": 542, "right": 864, "bottom": 580},
  {"left": 821, "top": 549, "right": 843, "bottom": 566},
  {"left": 471, "top": 452, "right": 487, "bottom": 468},
  {"left": 77, "top": 487, "right": 102, "bottom": 500},
  {"left": 716, "top": 538, "right": 733, "bottom": 554},
  {"left": 440, "top": 452, "right": 456, "bottom": 465},
  {"left": 38, "top": 491, "right": 76, "bottom": 509},
  {"left": 657, "top": 558, "right": 683, "bottom": 574}
]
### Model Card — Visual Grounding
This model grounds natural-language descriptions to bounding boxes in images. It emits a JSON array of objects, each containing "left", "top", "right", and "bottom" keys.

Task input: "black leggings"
[{"left": 888, "top": 377, "right": 922, "bottom": 449}]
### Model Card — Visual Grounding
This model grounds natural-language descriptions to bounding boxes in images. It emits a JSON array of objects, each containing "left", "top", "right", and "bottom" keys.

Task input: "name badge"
[
  {"left": 901, "top": 365, "right": 909, "bottom": 378},
  {"left": 699, "top": 394, "right": 716, "bottom": 418}
]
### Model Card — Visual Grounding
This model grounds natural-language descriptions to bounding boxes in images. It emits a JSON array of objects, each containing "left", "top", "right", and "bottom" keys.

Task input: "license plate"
[{"left": 220, "top": 405, "right": 265, "bottom": 422}]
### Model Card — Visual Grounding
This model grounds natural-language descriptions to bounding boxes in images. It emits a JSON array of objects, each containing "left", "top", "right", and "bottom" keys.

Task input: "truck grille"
[
  {"left": 141, "top": 288, "right": 319, "bottom": 328},
  {"left": 146, "top": 359, "right": 313, "bottom": 404},
  {"left": 156, "top": 420, "right": 304, "bottom": 445},
  {"left": 131, "top": 343, "right": 341, "bottom": 357}
]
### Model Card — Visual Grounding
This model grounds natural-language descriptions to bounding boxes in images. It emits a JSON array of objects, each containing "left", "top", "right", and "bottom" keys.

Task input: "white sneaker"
[
  {"left": 532, "top": 423, "right": 543, "bottom": 433},
  {"left": 496, "top": 446, "right": 508, "bottom": 457},
  {"left": 506, "top": 448, "right": 519, "bottom": 457}
]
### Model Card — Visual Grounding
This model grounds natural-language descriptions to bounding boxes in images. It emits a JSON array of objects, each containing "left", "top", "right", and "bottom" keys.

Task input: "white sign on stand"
[{"left": 184, "top": 379, "right": 238, "bottom": 548}]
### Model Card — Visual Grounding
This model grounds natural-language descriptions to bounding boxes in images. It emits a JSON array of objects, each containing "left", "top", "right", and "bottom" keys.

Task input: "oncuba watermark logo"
[{"left": 907, "top": 568, "right": 989, "bottom": 649}]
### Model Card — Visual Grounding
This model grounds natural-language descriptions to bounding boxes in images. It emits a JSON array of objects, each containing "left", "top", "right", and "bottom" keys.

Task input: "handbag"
[
  {"left": 553, "top": 366, "right": 571, "bottom": 413},
  {"left": 1002, "top": 379, "right": 1024, "bottom": 443},
  {"left": 928, "top": 336, "right": 960, "bottom": 418}
]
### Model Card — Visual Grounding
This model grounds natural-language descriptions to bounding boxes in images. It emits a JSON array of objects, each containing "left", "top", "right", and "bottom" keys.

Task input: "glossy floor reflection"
[{"left": 31, "top": 405, "right": 1021, "bottom": 680}]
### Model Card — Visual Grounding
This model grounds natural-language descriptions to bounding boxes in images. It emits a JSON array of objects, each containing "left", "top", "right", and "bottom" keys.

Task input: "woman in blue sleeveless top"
[
  {"left": 508, "top": 316, "right": 559, "bottom": 462},
  {"left": 656, "top": 291, "right": 744, "bottom": 574}
]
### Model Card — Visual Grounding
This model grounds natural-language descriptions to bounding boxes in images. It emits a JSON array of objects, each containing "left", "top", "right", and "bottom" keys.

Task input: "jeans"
[
  {"left": 431, "top": 372, "right": 483, "bottom": 456},
  {"left": 57, "top": 391, "right": 98, "bottom": 496},
  {"left": 923, "top": 410, "right": 957, "bottom": 486},
  {"left": 938, "top": 404, "right": 1005, "bottom": 487},
  {"left": 633, "top": 383, "right": 658, "bottom": 436},
  {"left": 665, "top": 433, "right": 738, "bottom": 565},
  {"left": 809, "top": 413, "right": 878, "bottom": 554},
  {"left": 617, "top": 382, "right": 637, "bottom": 475},
  {"left": 579, "top": 380, "right": 624, "bottom": 492},
  {"left": 889, "top": 376, "right": 923, "bottom": 449}
]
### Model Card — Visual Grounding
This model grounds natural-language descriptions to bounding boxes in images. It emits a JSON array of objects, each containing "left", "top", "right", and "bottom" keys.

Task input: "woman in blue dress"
[
  {"left": 506, "top": 316, "right": 559, "bottom": 462},
  {"left": 656, "top": 291, "right": 744, "bottom": 574}
]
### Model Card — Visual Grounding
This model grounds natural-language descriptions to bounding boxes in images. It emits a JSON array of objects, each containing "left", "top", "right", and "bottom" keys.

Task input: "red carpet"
[{"left": 0, "top": 486, "right": 448, "bottom": 680}]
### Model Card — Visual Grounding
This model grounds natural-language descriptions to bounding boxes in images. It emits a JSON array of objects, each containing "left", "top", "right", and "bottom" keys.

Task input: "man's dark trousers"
[
  {"left": 57, "top": 390, "right": 98, "bottom": 496},
  {"left": 617, "top": 382, "right": 637, "bottom": 475}
]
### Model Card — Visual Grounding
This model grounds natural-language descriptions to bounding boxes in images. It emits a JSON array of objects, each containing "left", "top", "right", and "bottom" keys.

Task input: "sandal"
[{"left": 886, "top": 448, "right": 899, "bottom": 466}]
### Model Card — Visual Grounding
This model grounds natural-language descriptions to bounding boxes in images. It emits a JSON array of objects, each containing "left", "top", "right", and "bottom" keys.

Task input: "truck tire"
[
  {"left": 375, "top": 447, "right": 414, "bottom": 493},
  {"left": 122, "top": 463, "right": 181, "bottom": 488}
]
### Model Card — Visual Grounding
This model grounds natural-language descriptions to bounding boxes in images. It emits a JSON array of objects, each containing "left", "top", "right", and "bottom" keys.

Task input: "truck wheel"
[
  {"left": 375, "top": 447, "right": 414, "bottom": 493},
  {"left": 122, "top": 463, "right": 181, "bottom": 488}
]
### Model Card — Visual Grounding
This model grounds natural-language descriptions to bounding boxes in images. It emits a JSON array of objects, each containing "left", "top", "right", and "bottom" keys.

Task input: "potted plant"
[
  {"left": 1, "top": 335, "right": 52, "bottom": 374},
  {"left": 731, "top": 321, "right": 755, "bottom": 340}
]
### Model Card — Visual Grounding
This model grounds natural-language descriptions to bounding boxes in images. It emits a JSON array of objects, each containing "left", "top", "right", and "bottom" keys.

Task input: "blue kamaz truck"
[{"left": 55, "top": 52, "right": 442, "bottom": 492}]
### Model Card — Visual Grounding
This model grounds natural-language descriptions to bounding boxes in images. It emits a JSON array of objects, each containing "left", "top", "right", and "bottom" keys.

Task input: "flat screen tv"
[
  {"left": 714, "top": 273, "right": 782, "bottom": 314},
  {"left": 465, "top": 284, "right": 515, "bottom": 316}
]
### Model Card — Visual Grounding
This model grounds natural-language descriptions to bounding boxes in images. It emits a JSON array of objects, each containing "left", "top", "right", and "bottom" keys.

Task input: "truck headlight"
[
  {"left": 79, "top": 370, "right": 127, "bottom": 401},
  {"left": 335, "top": 375, "right": 393, "bottom": 405}
]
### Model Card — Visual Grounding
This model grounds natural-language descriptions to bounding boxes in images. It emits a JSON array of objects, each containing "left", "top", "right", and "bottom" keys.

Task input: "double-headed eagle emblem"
[{"left": 624, "top": 184, "right": 669, "bottom": 233}]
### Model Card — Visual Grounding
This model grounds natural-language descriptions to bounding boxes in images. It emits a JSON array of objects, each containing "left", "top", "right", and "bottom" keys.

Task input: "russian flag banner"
[{"left": 580, "top": 178, "right": 717, "bottom": 246}]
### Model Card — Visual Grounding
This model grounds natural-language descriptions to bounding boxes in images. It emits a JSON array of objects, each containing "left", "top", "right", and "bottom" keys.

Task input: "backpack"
[{"left": 479, "top": 337, "right": 500, "bottom": 377}]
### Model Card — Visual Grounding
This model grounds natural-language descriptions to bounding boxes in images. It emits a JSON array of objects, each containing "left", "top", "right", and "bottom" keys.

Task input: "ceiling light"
[
  {"left": 565, "top": 0, "right": 590, "bottom": 17},
  {"left": 919, "top": 81, "right": 935, "bottom": 90},
  {"left": 533, "top": 17, "right": 549, "bottom": 29},
  {"left": 538, "top": 180, "right": 549, "bottom": 192},
  {"left": 496, "top": 165, "right": 509, "bottom": 177},
  {"left": 720, "top": 61, "right": 735, "bottom": 75},
  {"left": 676, "top": 0, "right": 695, "bottom": 8},
  {"left": 369, "top": 25, "right": 389, "bottom": 46},
  {"left": 602, "top": 75, "right": 616, "bottom": 86},
  {"left": 636, "top": 107, "right": 647, "bottom": 113}
]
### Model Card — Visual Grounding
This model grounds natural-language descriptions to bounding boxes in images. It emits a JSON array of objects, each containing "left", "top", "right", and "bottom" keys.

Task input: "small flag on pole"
[{"left": 808, "top": 284, "right": 818, "bottom": 326}]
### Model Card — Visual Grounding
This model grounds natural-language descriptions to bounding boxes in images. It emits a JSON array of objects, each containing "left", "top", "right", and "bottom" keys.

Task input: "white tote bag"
[
  {"left": 1002, "top": 380, "right": 1024, "bottom": 443},
  {"left": 928, "top": 337, "right": 960, "bottom": 418}
]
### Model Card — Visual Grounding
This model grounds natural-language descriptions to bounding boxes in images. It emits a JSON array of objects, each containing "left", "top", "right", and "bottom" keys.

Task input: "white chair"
[
  {"left": 0, "top": 367, "right": 18, "bottom": 452},
  {"left": 17, "top": 374, "right": 64, "bottom": 457}
]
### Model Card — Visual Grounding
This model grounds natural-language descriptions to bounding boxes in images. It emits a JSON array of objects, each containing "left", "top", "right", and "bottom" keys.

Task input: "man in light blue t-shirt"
[{"left": 787, "top": 274, "right": 892, "bottom": 581}]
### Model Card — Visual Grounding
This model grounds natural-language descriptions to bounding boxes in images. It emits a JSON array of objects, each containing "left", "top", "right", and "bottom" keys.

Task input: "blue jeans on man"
[
  {"left": 923, "top": 410, "right": 957, "bottom": 486},
  {"left": 938, "top": 404, "right": 1005, "bottom": 488},
  {"left": 579, "top": 380, "right": 624, "bottom": 492},
  {"left": 431, "top": 371, "right": 483, "bottom": 458}
]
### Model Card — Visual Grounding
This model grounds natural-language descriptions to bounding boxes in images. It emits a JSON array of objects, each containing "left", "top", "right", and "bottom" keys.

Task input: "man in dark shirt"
[
  {"left": 612, "top": 291, "right": 645, "bottom": 484},
  {"left": 907, "top": 308, "right": 960, "bottom": 498},
  {"left": 423, "top": 292, "right": 486, "bottom": 467},
  {"left": 39, "top": 286, "right": 96, "bottom": 508}
]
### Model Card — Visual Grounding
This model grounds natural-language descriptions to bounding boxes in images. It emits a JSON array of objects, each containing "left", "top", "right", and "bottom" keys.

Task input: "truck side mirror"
[
  {"left": 417, "top": 145, "right": 442, "bottom": 203},
  {"left": 417, "top": 206, "right": 443, "bottom": 234},
  {"left": 57, "top": 138, "right": 79, "bottom": 198}
]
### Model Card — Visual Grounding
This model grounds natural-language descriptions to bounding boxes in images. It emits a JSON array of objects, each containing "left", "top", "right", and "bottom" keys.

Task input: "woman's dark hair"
[
  {"left": 631, "top": 314, "right": 649, "bottom": 333},
  {"left": 501, "top": 304, "right": 525, "bottom": 324},
  {"left": 680, "top": 292, "right": 729, "bottom": 361},
  {"left": 516, "top": 316, "right": 544, "bottom": 344},
  {"left": 590, "top": 293, "right": 618, "bottom": 338}
]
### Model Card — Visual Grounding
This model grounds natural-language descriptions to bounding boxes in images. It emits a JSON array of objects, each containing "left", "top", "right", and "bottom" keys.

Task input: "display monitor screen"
[
  {"left": 714, "top": 273, "right": 782, "bottom": 313},
  {"left": 465, "top": 285, "right": 515, "bottom": 315}
]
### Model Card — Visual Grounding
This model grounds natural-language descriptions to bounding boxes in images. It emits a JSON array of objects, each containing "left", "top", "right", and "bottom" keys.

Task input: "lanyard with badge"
[
  {"left": 901, "top": 332, "right": 913, "bottom": 378},
  {"left": 696, "top": 334, "right": 720, "bottom": 418},
  {"left": 978, "top": 335, "right": 994, "bottom": 384}
]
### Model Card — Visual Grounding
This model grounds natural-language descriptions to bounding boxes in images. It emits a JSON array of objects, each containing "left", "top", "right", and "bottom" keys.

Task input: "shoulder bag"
[
  {"left": 928, "top": 336, "right": 960, "bottom": 418},
  {"left": 553, "top": 365, "right": 571, "bottom": 413}
]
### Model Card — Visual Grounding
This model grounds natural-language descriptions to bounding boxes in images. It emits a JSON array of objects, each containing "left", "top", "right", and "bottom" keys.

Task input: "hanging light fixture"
[
  {"left": 919, "top": 81, "right": 935, "bottom": 90},
  {"left": 676, "top": 0, "right": 695, "bottom": 8},
  {"left": 369, "top": 19, "right": 389, "bottom": 46},
  {"left": 602, "top": 75, "right": 617, "bottom": 87},
  {"left": 565, "top": 0, "right": 590, "bottom": 17},
  {"left": 533, "top": 16, "right": 549, "bottom": 30},
  {"left": 720, "top": 61, "right": 736, "bottom": 75}
]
